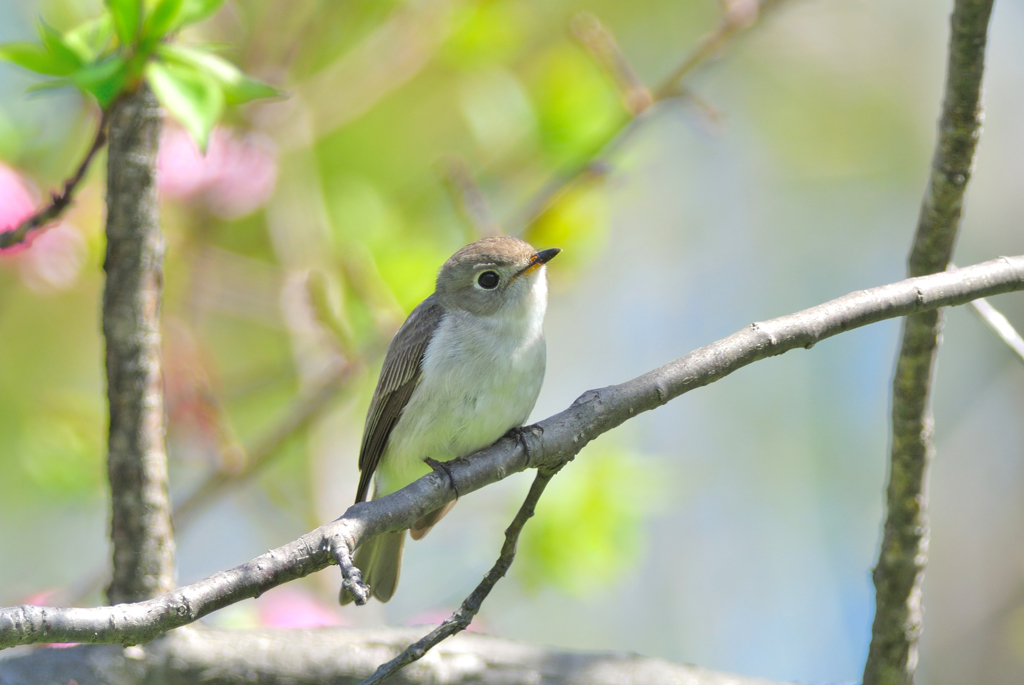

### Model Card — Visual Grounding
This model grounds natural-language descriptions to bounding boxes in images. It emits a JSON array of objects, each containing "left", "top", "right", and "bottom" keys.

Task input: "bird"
[{"left": 340, "top": 236, "right": 560, "bottom": 604}]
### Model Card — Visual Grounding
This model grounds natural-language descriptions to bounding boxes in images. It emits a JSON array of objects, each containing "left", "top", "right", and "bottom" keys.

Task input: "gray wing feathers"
[{"left": 355, "top": 297, "right": 444, "bottom": 503}]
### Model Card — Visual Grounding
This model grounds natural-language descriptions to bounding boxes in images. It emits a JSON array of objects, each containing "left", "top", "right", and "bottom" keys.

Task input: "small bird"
[{"left": 340, "top": 236, "right": 560, "bottom": 604}]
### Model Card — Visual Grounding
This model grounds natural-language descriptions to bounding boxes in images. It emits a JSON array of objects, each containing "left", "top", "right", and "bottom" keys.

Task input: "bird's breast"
[{"left": 376, "top": 308, "right": 546, "bottom": 494}]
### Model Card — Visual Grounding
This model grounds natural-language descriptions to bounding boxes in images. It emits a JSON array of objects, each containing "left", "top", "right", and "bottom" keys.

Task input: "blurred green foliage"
[
  {"left": 528, "top": 44, "right": 624, "bottom": 164},
  {"left": 517, "top": 439, "right": 665, "bottom": 595},
  {"left": 18, "top": 392, "right": 104, "bottom": 498},
  {"left": 3, "top": 5, "right": 1009, "bottom": 681},
  {"left": 443, "top": 1, "right": 526, "bottom": 68},
  {"left": 526, "top": 182, "right": 610, "bottom": 277}
]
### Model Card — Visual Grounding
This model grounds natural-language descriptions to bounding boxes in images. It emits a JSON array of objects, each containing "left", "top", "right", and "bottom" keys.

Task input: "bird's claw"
[
  {"left": 425, "top": 457, "right": 460, "bottom": 499},
  {"left": 505, "top": 424, "right": 541, "bottom": 460}
]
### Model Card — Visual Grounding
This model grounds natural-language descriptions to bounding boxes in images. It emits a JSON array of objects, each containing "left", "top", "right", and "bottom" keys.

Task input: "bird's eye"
[{"left": 477, "top": 271, "right": 500, "bottom": 289}]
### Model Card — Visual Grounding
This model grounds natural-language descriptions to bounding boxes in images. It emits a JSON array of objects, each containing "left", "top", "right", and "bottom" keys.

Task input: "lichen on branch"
[{"left": 863, "top": 1, "right": 996, "bottom": 683}]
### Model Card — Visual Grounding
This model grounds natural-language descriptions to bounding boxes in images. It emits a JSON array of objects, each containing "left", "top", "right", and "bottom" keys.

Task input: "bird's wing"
[{"left": 355, "top": 296, "right": 444, "bottom": 503}]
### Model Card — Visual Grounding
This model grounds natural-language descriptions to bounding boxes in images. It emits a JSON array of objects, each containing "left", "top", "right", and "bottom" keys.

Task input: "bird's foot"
[
  {"left": 425, "top": 457, "right": 460, "bottom": 499},
  {"left": 505, "top": 424, "right": 542, "bottom": 460},
  {"left": 326, "top": 534, "right": 370, "bottom": 606}
]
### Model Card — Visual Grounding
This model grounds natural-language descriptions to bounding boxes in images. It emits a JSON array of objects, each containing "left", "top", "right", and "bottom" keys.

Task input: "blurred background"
[{"left": 2, "top": 0, "right": 1024, "bottom": 682}]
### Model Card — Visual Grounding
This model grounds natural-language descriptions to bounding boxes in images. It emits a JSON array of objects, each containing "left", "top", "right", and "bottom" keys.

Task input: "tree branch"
[
  {"left": 102, "top": 85, "right": 176, "bottom": 605},
  {"left": 0, "top": 110, "right": 108, "bottom": 250},
  {"left": 0, "top": 626, "right": 796, "bottom": 685},
  {"left": 2, "top": 255, "right": 1023, "bottom": 649},
  {"left": 863, "top": 1, "right": 995, "bottom": 683},
  {"left": 359, "top": 467, "right": 561, "bottom": 684}
]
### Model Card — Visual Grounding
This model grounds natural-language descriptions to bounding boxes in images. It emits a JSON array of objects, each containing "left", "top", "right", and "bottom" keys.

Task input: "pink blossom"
[
  {"left": 22, "top": 590, "right": 78, "bottom": 647},
  {"left": 22, "top": 589, "right": 57, "bottom": 605},
  {"left": 17, "top": 223, "right": 87, "bottom": 292},
  {"left": 158, "top": 125, "right": 278, "bottom": 219},
  {"left": 255, "top": 586, "right": 347, "bottom": 629},
  {"left": 0, "top": 163, "right": 85, "bottom": 290},
  {"left": 0, "top": 162, "right": 39, "bottom": 254},
  {"left": 156, "top": 126, "right": 209, "bottom": 199}
]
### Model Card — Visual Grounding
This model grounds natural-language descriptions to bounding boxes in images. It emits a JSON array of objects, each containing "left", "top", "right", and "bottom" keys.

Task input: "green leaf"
[
  {"left": 25, "top": 78, "right": 73, "bottom": 94},
  {"left": 174, "top": 0, "right": 227, "bottom": 29},
  {"left": 106, "top": 0, "right": 140, "bottom": 45},
  {"left": 141, "top": 0, "right": 183, "bottom": 46},
  {"left": 0, "top": 42, "right": 76, "bottom": 76},
  {"left": 64, "top": 13, "right": 115, "bottom": 62},
  {"left": 70, "top": 56, "right": 128, "bottom": 108},
  {"left": 37, "top": 21, "right": 84, "bottom": 73},
  {"left": 146, "top": 60, "right": 223, "bottom": 150},
  {"left": 157, "top": 44, "right": 280, "bottom": 105}
]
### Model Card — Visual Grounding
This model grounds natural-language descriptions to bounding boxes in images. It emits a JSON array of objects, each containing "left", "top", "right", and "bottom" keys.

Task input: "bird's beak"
[
  {"left": 535, "top": 248, "right": 561, "bottom": 264},
  {"left": 515, "top": 248, "right": 561, "bottom": 280}
]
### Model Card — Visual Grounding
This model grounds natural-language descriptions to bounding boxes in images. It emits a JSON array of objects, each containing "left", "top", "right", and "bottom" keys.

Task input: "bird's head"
[{"left": 435, "top": 236, "right": 560, "bottom": 318}]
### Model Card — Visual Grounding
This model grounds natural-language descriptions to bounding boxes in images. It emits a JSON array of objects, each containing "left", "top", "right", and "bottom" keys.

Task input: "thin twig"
[
  {"left": 951, "top": 263, "right": 1024, "bottom": 365},
  {"left": 652, "top": 0, "right": 775, "bottom": 101},
  {"left": 510, "top": 115, "right": 643, "bottom": 234},
  {"left": 571, "top": 13, "right": 652, "bottom": 115},
  {"left": 336, "top": 248, "right": 406, "bottom": 336},
  {"left": 864, "top": 1, "right": 995, "bottom": 683},
  {"left": 970, "top": 298, "right": 1024, "bottom": 364},
  {"left": 172, "top": 360, "right": 360, "bottom": 528},
  {"left": 513, "top": 0, "right": 781, "bottom": 233},
  {"left": 357, "top": 468, "right": 560, "bottom": 685},
  {"left": 439, "top": 155, "right": 501, "bottom": 239},
  {"left": 0, "top": 110, "right": 109, "bottom": 250}
]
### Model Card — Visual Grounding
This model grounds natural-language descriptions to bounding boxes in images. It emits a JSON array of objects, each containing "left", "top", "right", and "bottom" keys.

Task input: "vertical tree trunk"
[
  {"left": 103, "top": 85, "right": 176, "bottom": 605},
  {"left": 863, "top": 0, "right": 994, "bottom": 683}
]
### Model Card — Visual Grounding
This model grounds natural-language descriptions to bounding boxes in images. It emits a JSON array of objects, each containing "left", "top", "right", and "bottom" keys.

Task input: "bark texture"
[
  {"left": 863, "top": 1, "right": 994, "bottom": 683},
  {"left": 0, "top": 627, "right": 793, "bottom": 685},
  {"left": 103, "top": 85, "right": 176, "bottom": 605}
]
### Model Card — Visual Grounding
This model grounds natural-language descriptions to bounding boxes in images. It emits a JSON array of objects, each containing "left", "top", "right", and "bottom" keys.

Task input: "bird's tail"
[
  {"left": 410, "top": 500, "right": 456, "bottom": 540},
  {"left": 339, "top": 530, "right": 405, "bottom": 604}
]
